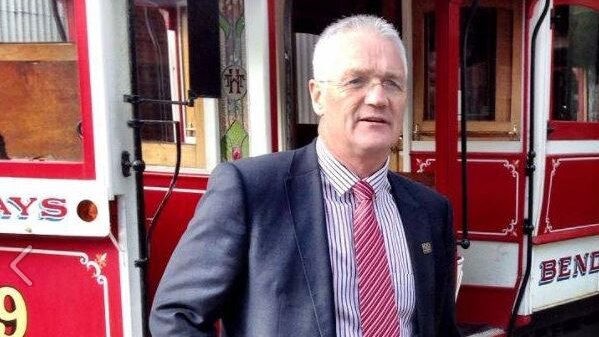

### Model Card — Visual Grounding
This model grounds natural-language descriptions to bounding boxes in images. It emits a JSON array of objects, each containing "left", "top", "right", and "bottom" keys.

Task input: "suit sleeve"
[
  {"left": 439, "top": 199, "right": 463, "bottom": 336},
  {"left": 149, "top": 163, "right": 248, "bottom": 337}
]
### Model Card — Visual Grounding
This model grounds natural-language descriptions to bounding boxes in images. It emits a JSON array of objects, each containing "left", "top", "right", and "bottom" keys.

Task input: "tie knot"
[{"left": 353, "top": 180, "right": 374, "bottom": 201}]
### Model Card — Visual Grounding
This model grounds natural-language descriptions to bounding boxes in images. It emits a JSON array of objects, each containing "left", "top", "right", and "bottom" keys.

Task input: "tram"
[{"left": 0, "top": 0, "right": 598, "bottom": 336}]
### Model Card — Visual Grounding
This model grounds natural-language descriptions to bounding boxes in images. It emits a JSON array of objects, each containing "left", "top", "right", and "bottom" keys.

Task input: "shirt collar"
[{"left": 316, "top": 137, "right": 390, "bottom": 197}]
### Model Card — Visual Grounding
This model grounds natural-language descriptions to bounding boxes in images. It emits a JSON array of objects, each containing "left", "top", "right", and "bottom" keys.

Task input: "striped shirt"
[{"left": 316, "top": 139, "right": 416, "bottom": 337}]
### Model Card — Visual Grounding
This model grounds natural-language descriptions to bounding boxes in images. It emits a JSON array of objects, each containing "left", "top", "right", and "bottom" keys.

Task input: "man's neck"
[{"left": 318, "top": 137, "right": 389, "bottom": 179}]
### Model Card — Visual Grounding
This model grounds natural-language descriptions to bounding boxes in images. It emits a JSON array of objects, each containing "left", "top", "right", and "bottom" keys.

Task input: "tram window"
[
  {"left": 136, "top": 0, "right": 249, "bottom": 166},
  {"left": 460, "top": 8, "right": 497, "bottom": 122},
  {"left": 551, "top": 5, "right": 599, "bottom": 124},
  {"left": 0, "top": 0, "right": 84, "bottom": 161},
  {"left": 134, "top": 2, "right": 209, "bottom": 168},
  {"left": 413, "top": 0, "right": 523, "bottom": 140}
]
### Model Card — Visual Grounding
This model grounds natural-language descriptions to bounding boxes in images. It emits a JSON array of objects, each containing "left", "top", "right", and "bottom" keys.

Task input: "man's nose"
[{"left": 364, "top": 82, "right": 388, "bottom": 107}]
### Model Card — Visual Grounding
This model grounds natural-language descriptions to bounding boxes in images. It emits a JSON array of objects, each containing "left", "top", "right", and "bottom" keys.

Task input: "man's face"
[{"left": 310, "top": 30, "right": 407, "bottom": 164}]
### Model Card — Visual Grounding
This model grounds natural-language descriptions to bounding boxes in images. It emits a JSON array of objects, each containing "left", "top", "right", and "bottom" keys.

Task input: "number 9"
[{"left": 0, "top": 287, "right": 27, "bottom": 337}]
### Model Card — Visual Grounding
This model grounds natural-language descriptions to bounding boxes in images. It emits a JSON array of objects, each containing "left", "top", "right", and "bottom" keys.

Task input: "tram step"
[{"left": 464, "top": 327, "right": 505, "bottom": 337}]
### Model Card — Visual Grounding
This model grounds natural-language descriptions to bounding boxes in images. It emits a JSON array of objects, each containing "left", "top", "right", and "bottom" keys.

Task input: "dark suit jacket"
[{"left": 150, "top": 142, "right": 461, "bottom": 337}]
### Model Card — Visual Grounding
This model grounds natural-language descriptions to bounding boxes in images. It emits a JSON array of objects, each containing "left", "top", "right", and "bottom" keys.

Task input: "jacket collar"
[{"left": 285, "top": 141, "right": 337, "bottom": 337}]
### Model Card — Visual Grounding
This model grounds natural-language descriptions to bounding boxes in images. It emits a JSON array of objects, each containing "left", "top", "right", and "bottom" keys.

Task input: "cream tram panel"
[
  {"left": 0, "top": 179, "right": 110, "bottom": 237},
  {"left": 530, "top": 236, "right": 599, "bottom": 310}
]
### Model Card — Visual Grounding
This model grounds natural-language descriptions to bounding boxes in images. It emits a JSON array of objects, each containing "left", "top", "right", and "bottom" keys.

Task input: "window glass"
[
  {"left": 0, "top": 0, "right": 83, "bottom": 161},
  {"left": 461, "top": 8, "right": 498, "bottom": 121},
  {"left": 423, "top": 8, "right": 502, "bottom": 122},
  {"left": 552, "top": 5, "right": 599, "bottom": 122},
  {"left": 135, "top": 5, "right": 176, "bottom": 142}
]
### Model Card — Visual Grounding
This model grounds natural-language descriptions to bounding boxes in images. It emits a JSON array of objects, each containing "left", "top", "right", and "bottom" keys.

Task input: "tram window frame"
[
  {"left": 412, "top": 0, "right": 523, "bottom": 141},
  {"left": 548, "top": 0, "right": 599, "bottom": 140},
  {"left": 0, "top": 0, "right": 95, "bottom": 179}
]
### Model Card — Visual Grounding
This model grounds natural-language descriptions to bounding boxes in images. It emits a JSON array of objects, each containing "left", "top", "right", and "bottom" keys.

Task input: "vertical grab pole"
[
  {"left": 457, "top": 0, "right": 480, "bottom": 250},
  {"left": 506, "top": 0, "right": 550, "bottom": 335},
  {"left": 125, "top": 1, "right": 151, "bottom": 336}
]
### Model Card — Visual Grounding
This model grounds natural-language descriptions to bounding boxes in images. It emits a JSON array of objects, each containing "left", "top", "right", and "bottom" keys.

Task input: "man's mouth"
[{"left": 359, "top": 117, "right": 388, "bottom": 124}]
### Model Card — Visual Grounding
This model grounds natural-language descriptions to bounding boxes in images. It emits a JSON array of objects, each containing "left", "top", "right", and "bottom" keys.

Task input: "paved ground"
[{"left": 517, "top": 311, "right": 599, "bottom": 337}]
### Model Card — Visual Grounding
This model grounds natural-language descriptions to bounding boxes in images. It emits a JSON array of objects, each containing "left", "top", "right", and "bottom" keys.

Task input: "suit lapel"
[
  {"left": 389, "top": 174, "right": 434, "bottom": 336},
  {"left": 285, "top": 143, "right": 336, "bottom": 337}
]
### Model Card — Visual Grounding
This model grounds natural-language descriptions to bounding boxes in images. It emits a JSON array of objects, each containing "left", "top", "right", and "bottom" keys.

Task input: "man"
[{"left": 150, "top": 15, "right": 461, "bottom": 337}]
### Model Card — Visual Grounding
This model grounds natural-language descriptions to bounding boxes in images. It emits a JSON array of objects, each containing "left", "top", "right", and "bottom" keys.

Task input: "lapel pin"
[{"left": 421, "top": 242, "right": 432, "bottom": 254}]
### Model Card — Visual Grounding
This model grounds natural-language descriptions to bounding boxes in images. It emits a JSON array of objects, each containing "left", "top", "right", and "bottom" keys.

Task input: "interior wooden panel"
[
  {"left": 0, "top": 60, "right": 82, "bottom": 160},
  {"left": 0, "top": 43, "right": 77, "bottom": 61},
  {"left": 142, "top": 142, "right": 200, "bottom": 168},
  {"left": 411, "top": 0, "right": 428, "bottom": 138}
]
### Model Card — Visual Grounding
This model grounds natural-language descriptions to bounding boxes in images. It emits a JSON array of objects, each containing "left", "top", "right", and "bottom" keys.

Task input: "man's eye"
[
  {"left": 383, "top": 79, "right": 404, "bottom": 91},
  {"left": 345, "top": 77, "right": 366, "bottom": 87}
]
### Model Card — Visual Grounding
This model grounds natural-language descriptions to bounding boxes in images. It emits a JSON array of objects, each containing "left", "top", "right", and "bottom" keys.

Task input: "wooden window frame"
[{"left": 412, "top": 0, "right": 523, "bottom": 141}]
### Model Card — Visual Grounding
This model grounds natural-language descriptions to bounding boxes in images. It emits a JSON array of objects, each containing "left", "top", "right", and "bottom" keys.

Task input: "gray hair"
[{"left": 312, "top": 15, "right": 407, "bottom": 80}]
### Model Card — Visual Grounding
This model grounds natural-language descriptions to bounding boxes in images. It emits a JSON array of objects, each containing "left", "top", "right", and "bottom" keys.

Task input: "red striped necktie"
[{"left": 353, "top": 180, "right": 400, "bottom": 337}]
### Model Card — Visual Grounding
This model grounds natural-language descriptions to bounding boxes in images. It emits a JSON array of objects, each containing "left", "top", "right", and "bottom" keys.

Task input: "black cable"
[
  {"left": 143, "top": 8, "right": 170, "bottom": 140},
  {"left": 51, "top": 0, "right": 67, "bottom": 42},
  {"left": 146, "top": 121, "right": 182, "bottom": 258}
]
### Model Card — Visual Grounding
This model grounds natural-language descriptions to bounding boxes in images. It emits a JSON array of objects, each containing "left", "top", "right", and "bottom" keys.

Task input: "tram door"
[
  {"left": 284, "top": 0, "right": 404, "bottom": 171},
  {"left": 0, "top": 1, "right": 141, "bottom": 336}
]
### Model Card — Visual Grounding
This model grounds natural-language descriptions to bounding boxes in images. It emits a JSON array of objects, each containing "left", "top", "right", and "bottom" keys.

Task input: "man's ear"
[{"left": 309, "top": 79, "right": 324, "bottom": 116}]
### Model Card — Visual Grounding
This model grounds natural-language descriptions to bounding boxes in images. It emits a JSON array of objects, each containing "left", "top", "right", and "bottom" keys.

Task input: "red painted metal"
[
  {"left": 514, "top": 315, "right": 533, "bottom": 329},
  {"left": 533, "top": 227, "right": 599, "bottom": 244},
  {"left": 268, "top": 0, "right": 279, "bottom": 152},
  {"left": 459, "top": 156, "right": 524, "bottom": 242},
  {"left": 433, "top": 0, "right": 461, "bottom": 218},
  {"left": 547, "top": 122, "right": 599, "bottom": 140},
  {"left": 144, "top": 172, "right": 209, "bottom": 302},
  {"left": 0, "top": 234, "right": 124, "bottom": 336},
  {"left": 535, "top": 155, "right": 599, "bottom": 244},
  {"left": 411, "top": 152, "right": 526, "bottom": 242},
  {"left": 457, "top": 285, "right": 520, "bottom": 328},
  {"left": 144, "top": 172, "right": 210, "bottom": 190},
  {"left": 0, "top": 0, "right": 95, "bottom": 180},
  {"left": 554, "top": 0, "right": 599, "bottom": 10}
]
